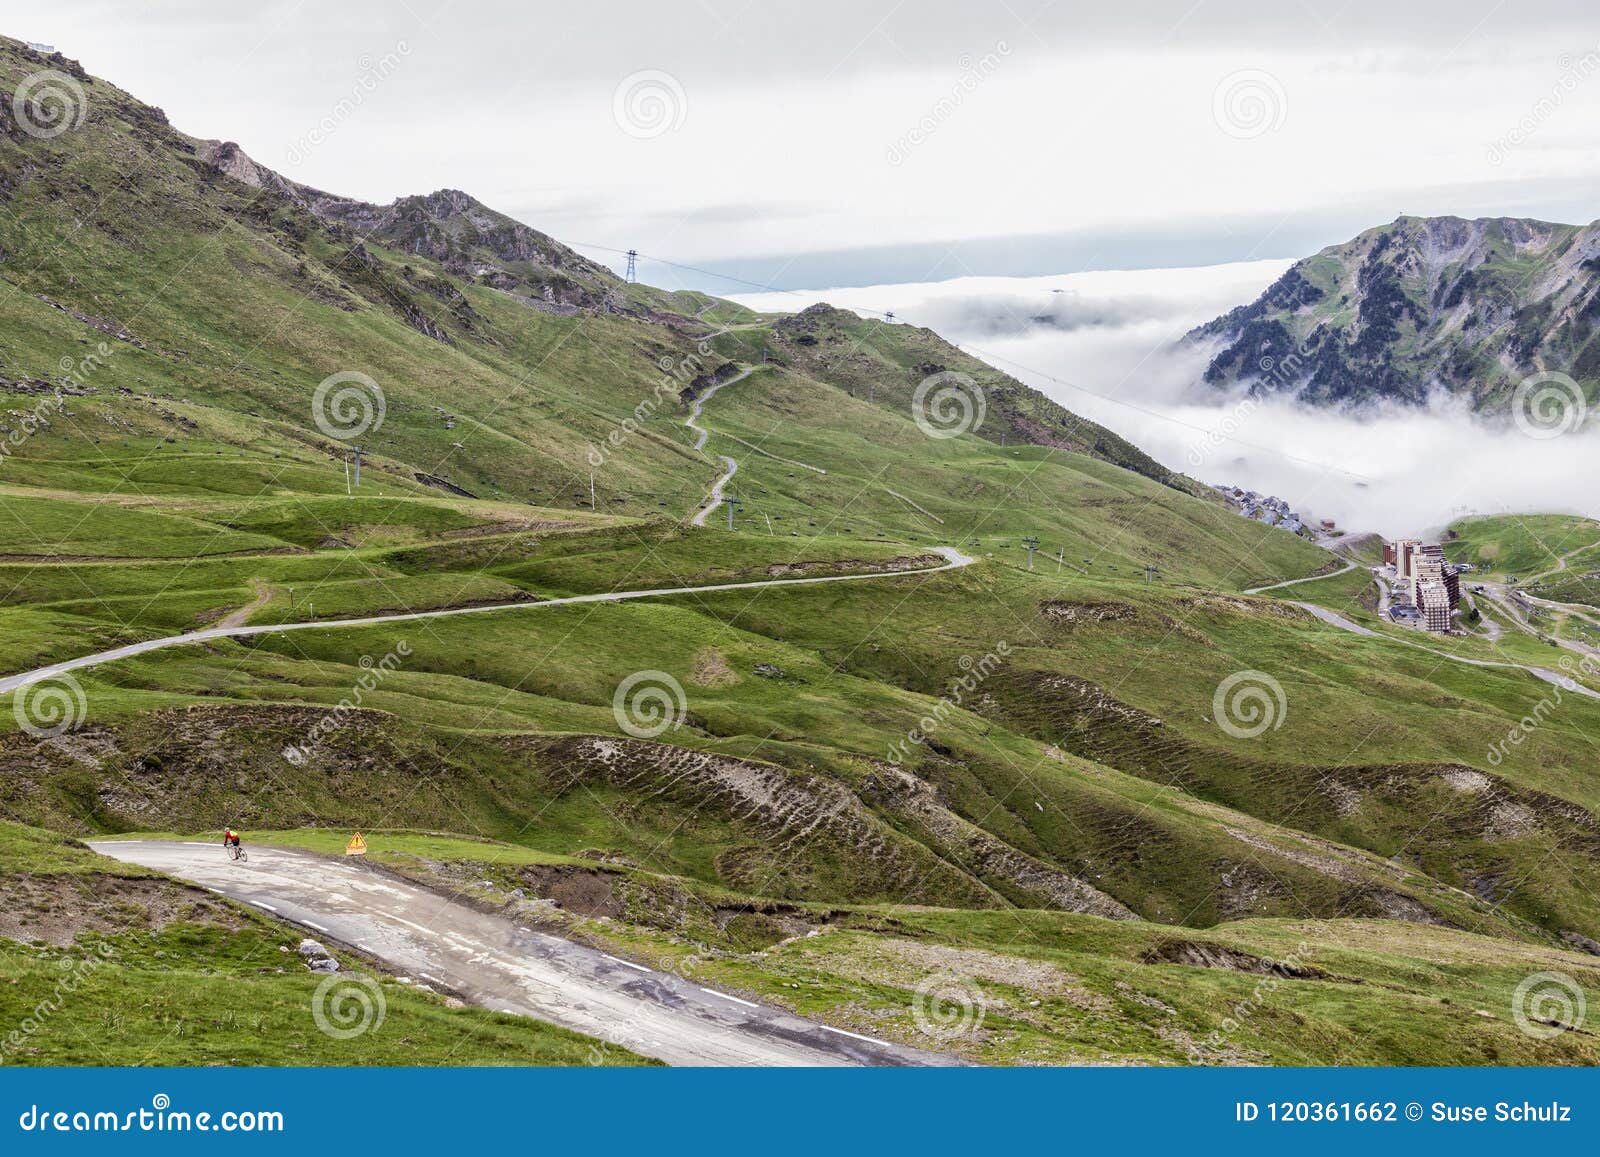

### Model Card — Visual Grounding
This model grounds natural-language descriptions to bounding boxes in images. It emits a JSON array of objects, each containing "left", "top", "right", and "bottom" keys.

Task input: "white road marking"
[
  {"left": 86, "top": 839, "right": 957, "bottom": 1068},
  {"left": 700, "top": 987, "right": 759, "bottom": 1009},
  {"left": 303, "top": 920, "right": 329, "bottom": 933},
  {"left": 822, "top": 1025, "right": 890, "bottom": 1046}
]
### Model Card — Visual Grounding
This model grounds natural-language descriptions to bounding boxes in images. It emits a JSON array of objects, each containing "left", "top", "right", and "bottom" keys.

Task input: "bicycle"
[{"left": 228, "top": 844, "right": 248, "bottom": 863}]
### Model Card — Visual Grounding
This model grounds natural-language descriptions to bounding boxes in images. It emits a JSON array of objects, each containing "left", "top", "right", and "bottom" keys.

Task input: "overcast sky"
[{"left": 21, "top": 1, "right": 1600, "bottom": 289}]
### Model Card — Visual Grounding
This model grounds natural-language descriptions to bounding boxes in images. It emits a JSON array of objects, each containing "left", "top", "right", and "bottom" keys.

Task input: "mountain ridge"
[{"left": 1188, "top": 213, "right": 1600, "bottom": 412}]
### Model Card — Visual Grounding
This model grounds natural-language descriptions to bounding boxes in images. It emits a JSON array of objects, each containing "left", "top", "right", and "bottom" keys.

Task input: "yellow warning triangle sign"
[{"left": 345, "top": 831, "right": 368, "bottom": 856}]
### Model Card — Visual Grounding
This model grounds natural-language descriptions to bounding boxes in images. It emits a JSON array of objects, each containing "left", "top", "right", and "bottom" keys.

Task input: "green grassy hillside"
[{"left": 0, "top": 36, "right": 1595, "bottom": 1068}]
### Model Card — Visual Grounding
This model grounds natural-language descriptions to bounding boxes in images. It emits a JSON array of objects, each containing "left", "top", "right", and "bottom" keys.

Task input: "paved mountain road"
[
  {"left": 1290, "top": 601, "right": 1600, "bottom": 700},
  {"left": 1245, "top": 558, "right": 1358, "bottom": 595},
  {"left": 0, "top": 546, "right": 973, "bottom": 694},
  {"left": 90, "top": 839, "right": 957, "bottom": 1068},
  {"left": 686, "top": 366, "right": 753, "bottom": 527}
]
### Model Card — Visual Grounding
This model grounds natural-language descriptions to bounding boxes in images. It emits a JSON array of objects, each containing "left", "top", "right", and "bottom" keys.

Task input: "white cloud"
[
  {"left": 24, "top": 2, "right": 1600, "bottom": 279},
  {"left": 733, "top": 263, "right": 1600, "bottom": 537}
]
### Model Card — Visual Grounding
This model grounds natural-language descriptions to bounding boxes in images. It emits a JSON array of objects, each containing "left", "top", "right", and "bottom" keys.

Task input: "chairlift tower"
[
  {"left": 1022, "top": 536, "right": 1040, "bottom": 571},
  {"left": 625, "top": 249, "right": 638, "bottom": 283}
]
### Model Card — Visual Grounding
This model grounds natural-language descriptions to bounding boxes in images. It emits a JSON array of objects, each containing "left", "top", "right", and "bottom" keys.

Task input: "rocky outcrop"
[
  {"left": 1189, "top": 214, "right": 1600, "bottom": 412},
  {"left": 862, "top": 765, "right": 1136, "bottom": 919}
]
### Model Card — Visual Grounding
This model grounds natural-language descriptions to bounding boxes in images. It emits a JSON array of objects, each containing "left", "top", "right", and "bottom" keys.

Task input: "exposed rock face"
[
  {"left": 196, "top": 143, "right": 619, "bottom": 310},
  {"left": 1188, "top": 214, "right": 1600, "bottom": 412},
  {"left": 864, "top": 766, "right": 1137, "bottom": 920}
]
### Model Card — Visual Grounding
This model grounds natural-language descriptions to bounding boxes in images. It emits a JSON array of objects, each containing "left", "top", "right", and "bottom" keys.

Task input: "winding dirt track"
[
  {"left": 0, "top": 547, "right": 974, "bottom": 694},
  {"left": 686, "top": 367, "right": 753, "bottom": 527}
]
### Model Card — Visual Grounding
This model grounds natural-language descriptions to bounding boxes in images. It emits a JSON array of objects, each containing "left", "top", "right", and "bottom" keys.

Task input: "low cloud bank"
[{"left": 733, "top": 262, "right": 1600, "bottom": 538}]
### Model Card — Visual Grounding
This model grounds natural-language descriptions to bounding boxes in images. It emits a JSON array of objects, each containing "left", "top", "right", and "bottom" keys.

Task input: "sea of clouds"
[{"left": 732, "top": 261, "right": 1599, "bottom": 539}]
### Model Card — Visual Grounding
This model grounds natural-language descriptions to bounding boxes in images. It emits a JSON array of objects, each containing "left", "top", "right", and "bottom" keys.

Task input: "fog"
[{"left": 732, "top": 263, "right": 1600, "bottom": 539}]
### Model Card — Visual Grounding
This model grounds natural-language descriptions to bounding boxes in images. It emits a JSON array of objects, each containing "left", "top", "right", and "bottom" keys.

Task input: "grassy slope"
[
  {"left": 0, "top": 37, "right": 1594, "bottom": 1067},
  {"left": 1445, "top": 514, "right": 1600, "bottom": 580},
  {"left": 0, "top": 822, "right": 650, "bottom": 1066},
  {"left": 99, "top": 828, "right": 1600, "bottom": 1067}
]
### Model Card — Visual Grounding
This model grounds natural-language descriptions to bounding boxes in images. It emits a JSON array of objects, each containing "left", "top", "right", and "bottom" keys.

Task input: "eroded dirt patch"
[
  {"left": 688, "top": 647, "right": 740, "bottom": 688},
  {"left": 0, "top": 874, "right": 244, "bottom": 946},
  {"left": 1142, "top": 939, "right": 1323, "bottom": 978},
  {"left": 1038, "top": 599, "right": 1137, "bottom": 627}
]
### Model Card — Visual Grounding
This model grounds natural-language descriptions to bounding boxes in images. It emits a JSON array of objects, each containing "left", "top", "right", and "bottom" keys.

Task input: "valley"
[{"left": 2, "top": 33, "right": 1600, "bottom": 1072}]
